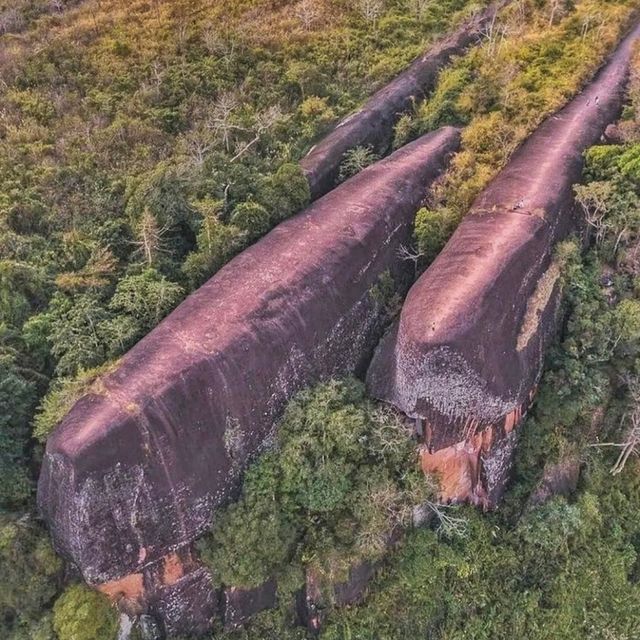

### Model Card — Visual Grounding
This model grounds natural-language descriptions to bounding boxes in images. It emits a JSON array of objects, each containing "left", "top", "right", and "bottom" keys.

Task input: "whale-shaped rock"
[
  {"left": 37, "top": 128, "right": 460, "bottom": 617},
  {"left": 367, "top": 21, "right": 640, "bottom": 508}
]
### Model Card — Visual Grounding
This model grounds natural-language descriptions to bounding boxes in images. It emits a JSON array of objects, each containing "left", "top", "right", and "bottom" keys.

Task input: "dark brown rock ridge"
[
  {"left": 37, "top": 127, "right": 460, "bottom": 629},
  {"left": 367, "top": 21, "right": 640, "bottom": 508},
  {"left": 300, "top": 0, "right": 507, "bottom": 200}
]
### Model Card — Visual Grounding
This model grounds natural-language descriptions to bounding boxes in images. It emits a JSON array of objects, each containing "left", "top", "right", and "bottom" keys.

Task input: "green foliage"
[
  {"left": 322, "top": 429, "right": 640, "bottom": 640},
  {"left": 615, "top": 298, "right": 640, "bottom": 344},
  {"left": 52, "top": 584, "right": 118, "bottom": 640},
  {"left": 182, "top": 199, "right": 245, "bottom": 287},
  {"left": 369, "top": 270, "right": 401, "bottom": 320},
  {"left": 229, "top": 202, "right": 271, "bottom": 240},
  {"left": 199, "top": 379, "right": 424, "bottom": 591},
  {"left": 338, "top": 145, "right": 379, "bottom": 181},
  {"left": 416, "top": 64, "right": 473, "bottom": 131},
  {"left": 0, "top": 515, "right": 61, "bottom": 639},
  {"left": 199, "top": 452, "right": 298, "bottom": 589},
  {"left": 258, "top": 163, "right": 311, "bottom": 223},
  {"left": 414, "top": 207, "right": 454, "bottom": 262},
  {"left": 0, "top": 354, "right": 37, "bottom": 507},
  {"left": 106, "top": 268, "right": 184, "bottom": 344}
]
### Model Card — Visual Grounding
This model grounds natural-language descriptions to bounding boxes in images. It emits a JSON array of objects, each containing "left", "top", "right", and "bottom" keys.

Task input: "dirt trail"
[
  {"left": 300, "top": 1, "right": 507, "bottom": 200},
  {"left": 367, "top": 20, "right": 640, "bottom": 509},
  {"left": 37, "top": 127, "right": 459, "bottom": 634}
]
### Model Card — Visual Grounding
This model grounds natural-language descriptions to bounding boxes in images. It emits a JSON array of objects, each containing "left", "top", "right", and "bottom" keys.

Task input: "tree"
[
  {"left": 182, "top": 200, "right": 245, "bottom": 287},
  {"left": 259, "top": 163, "right": 310, "bottom": 223},
  {"left": 230, "top": 105, "right": 287, "bottom": 163},
  {"left": 574, "top": 181, "right": 614, "bottom": 247},
  {"left": 125, "top": 162, "right": 192, "bottom": 231},
  {"left": 295, "top": 0, "right": 320, "bottom": 30},
  {"left": 42, "top": 293, "right": 112, "bottom": 377},
  {"left": 230, "top": 202, "right": 271, "bottom": 240},
  {"left": 357, "top": 0, "right": 384, "bottom": 24},
  {"left": 134, "top": 209, "right": 169, "bottom": 268},
  {"left": 0, "top": 355, "right": 37, "bottom": 507},
  {"left": 109, "top": 268, "right": 184, "bottom": 331}
]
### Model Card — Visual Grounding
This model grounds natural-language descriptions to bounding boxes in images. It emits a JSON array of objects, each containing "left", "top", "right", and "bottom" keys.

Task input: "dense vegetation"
[
  {"left": 198, "top": 379, "right": 429, "bottom": 593},
  {"left": 2, "top": 0, "right": 640, "bottom": 639},
  {"left": 0, "top": 0, "right": 485, "bottom": 512}
]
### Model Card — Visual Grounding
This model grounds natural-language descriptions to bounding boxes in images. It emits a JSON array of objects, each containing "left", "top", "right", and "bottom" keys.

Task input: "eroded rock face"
[
  {"left": 300, "top": 1, "right": 507, "bottom": 200},
  {"left": 527, "top": 455, "right": 581, "bottom": 509},
  {"left": 222, "top": 580, "right": 277, "bottom": 630},
  {"left": 37, "top": 128, "right": 460, "bottom": 628},
  {"left": 367, "top": 22, "right": 640, "bottom": 508}
]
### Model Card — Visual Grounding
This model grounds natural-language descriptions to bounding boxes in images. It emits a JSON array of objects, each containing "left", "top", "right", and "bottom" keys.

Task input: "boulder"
[
  {"left": 37, "top": 127, "right": 460, "bottom": 630},
  {"left": 300, "top": 1, "right": 507, "bottom": 199},
  {"left": 367, "top": 21, "right": 640, "bottom": 508},
  {"left": 527, "top": 455, "right": 581, "bottom": 508},
  {"left": 222, "top": 580, "right": 277, "bottom": 630}
]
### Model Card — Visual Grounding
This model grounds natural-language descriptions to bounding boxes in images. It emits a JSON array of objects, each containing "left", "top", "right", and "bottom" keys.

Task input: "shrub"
[
  {"left": 229, "top": 202, "right": 271, "bottom": 240},
  {"left": 338, "top": 146, "right": 379, "bottom": 182},
  {"left": 0, "top": 516, "right": 61, "bottom": 637},
  {"left": 52, "top": 584, "right": 118, "bottom": 640}
]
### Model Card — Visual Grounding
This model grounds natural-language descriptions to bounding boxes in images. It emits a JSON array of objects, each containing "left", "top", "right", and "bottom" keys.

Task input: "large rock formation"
[
  {"left": 367, "top": 22, "right": 640, "bottom": 508},
  {"left": 300, "top": 0, "right": 507, "bottom": 200},
  {"left": 37, "top": 127, "right": 460, "bottom": 631}
]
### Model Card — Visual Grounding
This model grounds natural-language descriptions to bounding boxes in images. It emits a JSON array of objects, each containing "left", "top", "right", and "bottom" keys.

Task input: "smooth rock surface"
[
  {"left": 367, "top": 21, "right": 640, "bottom": 507},
  {"left": 38, "top": 128, "right": 460, "bottom": 594},
  {"left": 300, "top": 1, "right": 507, "bottom": 200}
]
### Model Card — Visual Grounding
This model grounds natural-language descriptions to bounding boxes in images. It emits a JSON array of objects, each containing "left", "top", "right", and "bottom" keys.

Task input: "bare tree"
[
  {"left": 398, "top": 244, "right": 424, "bottom": 279},
  {"left": 357, "top": 0, "right": 384, "bottom": 24},
  {"left": 230, "top": 104, "right": 286, "bottom": 163},
  {"left": 134, "top": 209, "right": 169, "bottom": 266},
  {"left": 209, "top": 92, "right": 240, "bottom": 153},
  {"left": 408, "top": 0, "right": 432, "bottom": 19},
  {"left": 580, "top": 11, "right": 606, "bottom": 41},
  {"left": 592, "top": 377, "right": 640, "bottom": 475},
  {"left": 480, "top": 13, "right": 508, "bottom": 56},
  {"left": 426, "top": 501, "right": 469, "bottom": 538},
  {"left": 574, "top": 182, "right": 614, "bottom": 248},
  {"left": 202, "top": 24, "right": 236, "bottom": 69},
  {"left": 295, "top": 0, "right": 321, "bottom": 30}
]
